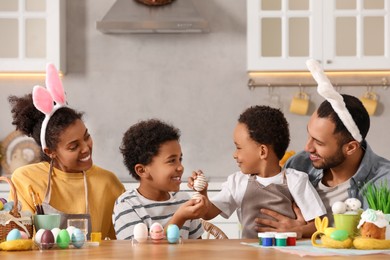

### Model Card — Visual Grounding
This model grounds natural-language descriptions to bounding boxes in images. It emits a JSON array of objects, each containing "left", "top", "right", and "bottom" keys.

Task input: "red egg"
[{"left": 41, "top": 230, "right": 55, "bottom": 249}]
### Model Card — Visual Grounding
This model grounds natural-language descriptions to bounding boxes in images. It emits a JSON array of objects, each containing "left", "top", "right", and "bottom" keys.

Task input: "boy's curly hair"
[
  {"left": 120, "top": 119, "right": 180, "bottom": 180},
  {"left": 238, "top": 105, "right": 290, "bottom": 160}
]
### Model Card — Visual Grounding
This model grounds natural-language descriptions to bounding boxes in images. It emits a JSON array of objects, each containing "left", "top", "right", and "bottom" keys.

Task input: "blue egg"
[
  {"left": 7, "top": 228, "right": 22, "bottom": 241},
  {"left": 3, "top": 202, "right": 13, "bottom": 211},
  {"left": 166, "top": 224, "right": 180, "bottom": 244},
  {"left": 71, "top": 228, "right": 86, "bottom": 248}
]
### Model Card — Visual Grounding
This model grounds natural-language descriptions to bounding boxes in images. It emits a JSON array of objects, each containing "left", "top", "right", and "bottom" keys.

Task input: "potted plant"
[{"left": 364, "top": 181, "right": 390, "bottom": 214}]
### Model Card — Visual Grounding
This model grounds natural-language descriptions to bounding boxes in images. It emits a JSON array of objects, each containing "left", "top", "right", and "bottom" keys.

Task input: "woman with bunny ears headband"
[
  {"left": 8, "top": 64, "right": 125, "bottom": 240},
  {"left": 254, "top": 59, "right": 390, "bottom": 237}
]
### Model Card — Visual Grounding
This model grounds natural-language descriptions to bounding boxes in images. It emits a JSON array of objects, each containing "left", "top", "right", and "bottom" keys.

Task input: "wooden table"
[{"left": 0, "top": 239, "right": 389, "bottom": 259}]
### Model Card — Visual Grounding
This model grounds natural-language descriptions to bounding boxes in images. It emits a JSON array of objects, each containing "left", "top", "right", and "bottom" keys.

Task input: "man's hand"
[{"left": 255, "top": 203, "right": 307, "bottom": 238}]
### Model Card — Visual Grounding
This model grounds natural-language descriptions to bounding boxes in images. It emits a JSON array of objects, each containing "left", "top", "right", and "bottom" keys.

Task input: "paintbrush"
[
  {"left": 36, "top": 192, "right": 45, "bottom": 215},
  {"left": 28, "top": 185, "right": 41, "bottom": 214}
]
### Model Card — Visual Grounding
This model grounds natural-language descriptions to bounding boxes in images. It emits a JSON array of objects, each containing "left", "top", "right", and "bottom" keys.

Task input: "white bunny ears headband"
[
  {"left": 306, "top": 59, "right": 362, "bottom": 142},
  {"left": 32, "top": 64, "right": 67, "bottom": 151}
]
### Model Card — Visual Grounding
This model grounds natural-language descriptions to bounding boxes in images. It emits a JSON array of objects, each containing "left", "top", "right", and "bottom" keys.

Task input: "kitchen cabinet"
[
  {"left": 0, "top": 0, "right": 66, "bottom": 73},
  {"left": 247, "top": 0, "right": 390, "bottom": 71}
]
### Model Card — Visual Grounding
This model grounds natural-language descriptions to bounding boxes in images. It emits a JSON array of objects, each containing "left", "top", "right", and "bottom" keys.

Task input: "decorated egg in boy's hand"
[{"left": 193, "top": 170, "right": 207, "bottom": 192}]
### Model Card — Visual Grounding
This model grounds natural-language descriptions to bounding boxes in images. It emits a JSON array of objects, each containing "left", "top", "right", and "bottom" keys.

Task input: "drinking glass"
[{"left": 67, "top": 218, "right": 88, "bottom": 240}]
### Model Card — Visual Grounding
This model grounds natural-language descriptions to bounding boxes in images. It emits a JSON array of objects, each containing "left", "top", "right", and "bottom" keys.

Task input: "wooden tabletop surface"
[{"left": 0, "top": 239, "right": 389, "bottom": 259}]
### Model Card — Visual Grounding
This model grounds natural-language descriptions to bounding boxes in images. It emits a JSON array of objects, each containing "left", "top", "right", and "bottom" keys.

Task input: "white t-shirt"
[
  {"left": 317, "top": 179, "right": 350, "bottom": 225},
  {"left": 210, "top": 168, "right": 326, "bottom": 223}
]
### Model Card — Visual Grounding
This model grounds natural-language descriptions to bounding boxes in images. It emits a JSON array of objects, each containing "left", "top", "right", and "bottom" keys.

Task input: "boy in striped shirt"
[{"left": 113, "top": 119, "right": 206, "bottom": 240}]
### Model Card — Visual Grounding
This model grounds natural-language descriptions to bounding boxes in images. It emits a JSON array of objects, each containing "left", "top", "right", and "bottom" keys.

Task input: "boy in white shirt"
[{"left": 189, "top": 106, "right": 326, "bottom": 238}]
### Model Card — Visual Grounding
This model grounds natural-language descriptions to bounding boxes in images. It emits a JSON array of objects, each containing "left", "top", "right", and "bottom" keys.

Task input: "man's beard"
[{"left": 312, "top": 148, "right": 346, "bottom": 170}]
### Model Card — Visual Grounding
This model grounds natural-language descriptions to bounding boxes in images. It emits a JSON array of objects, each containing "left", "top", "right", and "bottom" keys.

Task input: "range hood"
[{"left": 96, "top": 0, "right": 210, "bottom": 33}]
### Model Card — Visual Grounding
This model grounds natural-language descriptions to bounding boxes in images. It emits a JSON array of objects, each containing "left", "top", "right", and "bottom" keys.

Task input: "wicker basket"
[
  {"left": 0, "top": 176, "right": 33, "bottom": 241},
  {"left": 135, "top": 0, "right": 175, "bottom": 6}
]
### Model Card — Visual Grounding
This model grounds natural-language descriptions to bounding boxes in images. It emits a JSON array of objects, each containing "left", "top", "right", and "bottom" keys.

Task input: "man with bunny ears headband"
[
  {"left": 8, "top": 64, "right": 125, "bottom": 240},
  {"left": 254, "top": 59, "right": 390, "bottom": 237}
]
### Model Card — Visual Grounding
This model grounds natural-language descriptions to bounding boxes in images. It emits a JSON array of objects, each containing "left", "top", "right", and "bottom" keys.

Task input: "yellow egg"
[{"left": 324, "top": 227, "right": 337, "bottom": 237}]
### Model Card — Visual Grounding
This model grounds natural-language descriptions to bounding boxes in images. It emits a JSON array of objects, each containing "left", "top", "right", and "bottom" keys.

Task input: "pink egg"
[
  {"left": 20, "top": 231, "right": 29, "bottom": 239},
  {"left": 150, "top": 222, "right": 165, "bottom": 240}
]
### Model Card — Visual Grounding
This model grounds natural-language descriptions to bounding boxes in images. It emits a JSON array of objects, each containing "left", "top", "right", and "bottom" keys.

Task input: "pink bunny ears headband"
[
  {"left": 306, "top": 59, "right": 362, "bottom": 142},
  {"left": 32, "top": 64, "right": 67, "bottom": 151}
]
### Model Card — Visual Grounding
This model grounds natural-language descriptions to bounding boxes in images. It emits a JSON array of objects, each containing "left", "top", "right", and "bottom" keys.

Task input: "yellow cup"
[
  {"left": 289, "top": 92, "right": 309, "bottom": 115},
  {"left": 333, "top": 214, "right": 360, "bottom": 237},
  {"left": 91, "top": 232, "right": 102, "bottom": 242},
  {"left": 360, "top": 92, "right": 377, "bottom": 116}
]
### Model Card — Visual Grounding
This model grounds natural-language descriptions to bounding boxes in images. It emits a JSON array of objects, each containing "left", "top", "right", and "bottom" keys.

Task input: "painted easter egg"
[
  {"left": 66, "top": 225, "right": 76, "bottom": 238},
  {"left": 331, "top": 201, "right": 347, "bottom": 214},
  {"left": 41, "top": 230, "right": 55, "bottom": 249},
  {"left": 6, "top": 228, "right": 22, "bottom": 241},
  {"left": 0, "top": 200, "right": 3, "bottom": 210},
  {"left": 3, "top": 202, "right": 13, "bottom": 211},
  {"left": 150, "top": 222, "right": 165, "bottom": 240},
  {"left": 71, "top": 228, "right": 86, "bottom": 248},
  {"left": 34, "top": 229, "right": 46, "bottom": 243},
  {"left": 51, "top": 227, "right": 61, "bottom": 242},
  {"left": 0, "top": 198, "right": 7, "bottom": 204},
  {"left": 57, "top": 229, "right": 71, "bottom": 249},
  {"left": 133, "top": 223, "right": 148, "bottom": 242},
  {"left": 20, "top": 231, "right": 29, "bottom": 239},
  {"left": 193, "top": 173, "right": 207, "bottom": 192},
  {"left": 166, "top": 224, "right": 180, "bottom": 244},
  {"left": 330, "top": 229, "right": 349, "bottom": 241}
]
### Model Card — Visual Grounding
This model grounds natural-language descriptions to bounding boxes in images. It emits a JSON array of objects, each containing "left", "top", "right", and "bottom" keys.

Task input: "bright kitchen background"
[{"left": 0, "top": 0, "right": 389, "bottom": 184}]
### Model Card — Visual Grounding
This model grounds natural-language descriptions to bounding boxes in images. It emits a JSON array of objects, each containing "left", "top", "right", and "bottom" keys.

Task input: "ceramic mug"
[
  {"left": 360, "top": 92, "right": 378, "bottom": 116},
  {"left": 333, "top": 214, "right": 360, "bottom": 237},
  {"left": 289, "top": 92, "right": 309, "bottom": 115}
]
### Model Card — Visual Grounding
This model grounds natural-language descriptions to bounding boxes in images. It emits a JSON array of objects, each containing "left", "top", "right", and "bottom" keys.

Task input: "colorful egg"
[
  {"left": 35, "top": 229, "right": 46, "bottom": 243},
  {"left": 133, "top": 223, "right": 148, "bottom": 242},
  {"left": 331, "top": 201, "right": 347, "bottom": 214},
  {"left": 166, "top": 224, "right": 180, "bottom": 244},
  {"left": 330, "top": 229, "right": 349, "bottom": 241},
  {"left": 0, "top": 198, "right": 7, "bottom": 205},
  {"left": 51, "top": 227, "right": 61, "bottom": 242},
  {"left": 66, "top": 226, "right": 76, "bottom": 238},
  {"left": 41, "top": 230, "right": 55, "bottom": 249},
  {"left": 20, "top": 231, "right": 29, "bottom": 239},
  {"left": 150, "top": 222, "right": 165, "bottom": 240},
  {"left": 71, "top": 228, "right": 85, "bottom": 248},
  {"left": 0, "top": 200, "right": 3, "bottom": 210},
  {"left": 193, "top": 173, "right": 207, "bottom": 192},
  {"left": 6, "top": 228, "right": 22, "bottom": 241},
  {"left": 57, "top": 229, "right": 71, "bottom": 249},
  {"left": 3, "top": 202, "right": 13, "bottom": 211}
]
